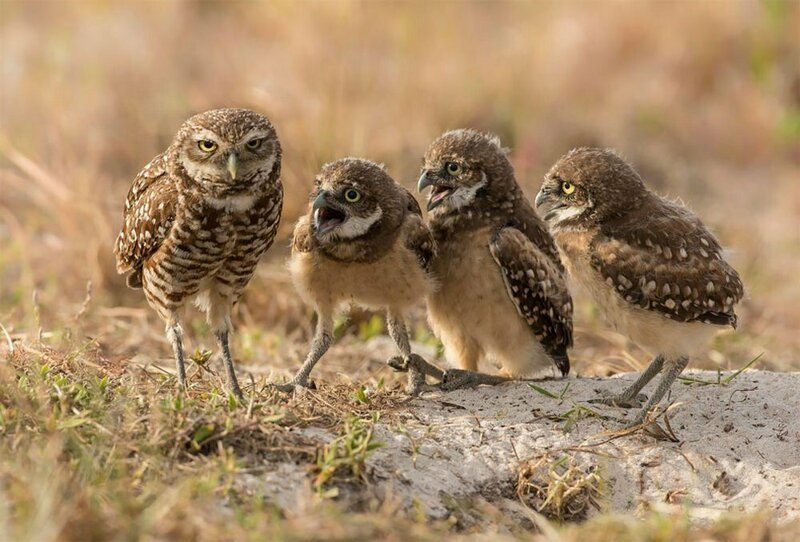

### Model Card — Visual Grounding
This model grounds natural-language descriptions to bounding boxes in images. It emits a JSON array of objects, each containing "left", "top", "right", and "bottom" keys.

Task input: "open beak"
[
  {"left": 312, "top": 190, "right": 347, "bottom": 234},
  {"left": 418, "top": 170, "right": 453, "bottom": 211},
  {"left": 227, "top": 152, "right": 239, "bottom": 180}
]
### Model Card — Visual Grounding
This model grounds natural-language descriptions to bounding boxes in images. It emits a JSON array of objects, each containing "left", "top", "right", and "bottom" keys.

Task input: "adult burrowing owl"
[
  {"left": 281, "top": 158, "right": 441, "bottom": 394},
  {"left": 114, "top": 108, "right": 282, "bottom": 399},
  {"left": 418, "top": 130, "right": 573, "bottom": 390},
  {"left": 536, "top": 147, "right": 743, "bottom": 426}
]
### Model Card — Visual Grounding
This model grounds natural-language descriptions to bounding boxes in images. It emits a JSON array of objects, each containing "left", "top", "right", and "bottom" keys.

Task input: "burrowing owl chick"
[
  {"left": 282, "top": 158, "right": 441, "bottom": 394},
  {"left": 114, "top": 108, "right": 282, "bottom": 399},
  {"left": 418, "top": 130, "right": 573, "bottom": 390},
  {"left": 536, "top": 148, "right": 744, "bottom": 426}
]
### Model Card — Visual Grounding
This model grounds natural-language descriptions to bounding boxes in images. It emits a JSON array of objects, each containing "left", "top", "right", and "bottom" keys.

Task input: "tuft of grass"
[
  {"left": 313, "top": 412, "right": 383, "bottom": 495},
  {"left": 517, "top": 451, "right": 603, "bottom": 522}
]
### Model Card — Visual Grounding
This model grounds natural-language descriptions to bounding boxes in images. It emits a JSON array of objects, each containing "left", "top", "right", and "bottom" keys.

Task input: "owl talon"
[
  {"left": 406, "top": 380, "right": 440, "bottom": 396},
  {"left": 440, "top": 368, "right": 510, "bottom": 391},
  {"left": 387, "top": 356, "right": 409, "bottom": 372},
  {"left": 407, "top": 353, "right": 444, "bottom": 381},
  {"left": 589, "top": 391, "right": 647, "bottom": 409},
  {"left": 271, "top": 379, "right": 315, "bottom": 394},
  {"left": 389, "top": 354, "right": 443, "bottom": 395}
]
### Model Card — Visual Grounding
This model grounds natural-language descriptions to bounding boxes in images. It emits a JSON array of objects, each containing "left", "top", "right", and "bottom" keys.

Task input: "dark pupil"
[
  {"left": 202, "top": 141, "right": 213, "bottom": 149},
  {"left": 347, "top": 190, "right": 357, "bottom": 199},
  {"left": 248, "top": 139, "right": 259, "bottom": 148},
  {"left": 448, "top": 163, "right": 458, "bottom": 173}
]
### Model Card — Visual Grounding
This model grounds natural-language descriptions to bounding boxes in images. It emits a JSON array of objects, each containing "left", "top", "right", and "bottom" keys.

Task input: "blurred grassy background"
[{"left": 1, "top": 0, "right": 799, "bottom": 377}]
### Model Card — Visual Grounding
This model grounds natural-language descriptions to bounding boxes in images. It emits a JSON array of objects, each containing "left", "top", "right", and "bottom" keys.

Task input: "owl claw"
[
  {"left": 271, "top": 379, "right": 315, "bottom": 394},
  {"left": 589, "top": 390, "right": 648, "bottom": 409},
  {"left": 387, "top": 356, "right": 409, "bottom": 372},
  {"left": 440, "top": 368, "right": 510, "bottom": 390}
]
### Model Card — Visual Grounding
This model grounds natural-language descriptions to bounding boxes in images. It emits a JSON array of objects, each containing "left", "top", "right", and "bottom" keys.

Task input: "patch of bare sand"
[{"left": 245, "top": 370, "right": 800, "bottom": 525}]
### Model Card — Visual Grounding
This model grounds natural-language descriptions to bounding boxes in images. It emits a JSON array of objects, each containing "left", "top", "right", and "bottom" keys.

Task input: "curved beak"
[
  {"left": 418, "top": 170, "right": 434, "bottom": 192},
  {"left": 227, "top": 152, "right": 239, "bottom": 180},
  {"left": 312, "top": 190, "right": 330, "bottom": 212},
  {"left": 534, "top": 188, "right": 549, "bottom": 209}
]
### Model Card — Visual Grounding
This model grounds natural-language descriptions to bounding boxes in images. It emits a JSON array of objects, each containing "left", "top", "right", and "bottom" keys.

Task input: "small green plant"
[
  {"left": 190, "top": 348, "right": 214, "bottom": 367},
  {"left": 679, "top": 353, "right": 763, "bottom": 386},
  {"left": 558, "top": 404, "right": 608, "bottom": 432},
  {"left": 354, "top": 385, "right": 369, "bottom": 404},
  {"left": 314, "top": 413, "right": 383, "bottom": 495}
]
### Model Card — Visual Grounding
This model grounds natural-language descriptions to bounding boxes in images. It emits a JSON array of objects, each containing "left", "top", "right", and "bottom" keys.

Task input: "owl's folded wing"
[
  {"left": 592, "top": 213, "right": 744, "bottom": 327},
  {"left": 114, "top": 153, "right": 177, "bottom": 286},
  {"left": 489, "top": 226, "right": 573, "bottom": 374}
]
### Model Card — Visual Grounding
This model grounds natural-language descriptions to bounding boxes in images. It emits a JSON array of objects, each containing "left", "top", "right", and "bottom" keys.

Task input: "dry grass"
[
  {"left": 516, "top": 451, "right": 603, "bottom": 522},
  {"left": 1, "top": 0, "right": 799, "bottom": 539}
]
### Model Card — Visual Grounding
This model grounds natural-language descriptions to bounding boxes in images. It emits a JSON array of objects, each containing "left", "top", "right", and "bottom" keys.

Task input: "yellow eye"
[
  {"left": 198, "top": 140, "right": 217, "bottom": 152},
  {"left": 561, "top": 181, "right": 575, "bottom": 195},
  {"left": 445, "top": 162, "right": 462, "bottom": 175},
  {"left": 246, "top": 138, "right": 263, "bottom": 150},
  {"left": 344, "top": 188, "right": 361, "bottom": 203}
]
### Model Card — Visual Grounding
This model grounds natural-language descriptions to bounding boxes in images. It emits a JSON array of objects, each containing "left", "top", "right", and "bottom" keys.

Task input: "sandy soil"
[{"left": 243, "top": 368, "right": 800, "bottom": 526}]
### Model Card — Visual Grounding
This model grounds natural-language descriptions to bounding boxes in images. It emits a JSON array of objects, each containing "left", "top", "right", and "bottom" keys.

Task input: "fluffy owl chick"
[
  {"left": 283, "top": 158, "right": 441, "bottom": 394},
  {"left": 536, "top": 148, "right": 744, "bottom": 425},
  {"left": 418, "top": 130, "right": 573, "bottom": 390},
  {"left": 114, "top": 108, "right": 283, "bottom": 400}
]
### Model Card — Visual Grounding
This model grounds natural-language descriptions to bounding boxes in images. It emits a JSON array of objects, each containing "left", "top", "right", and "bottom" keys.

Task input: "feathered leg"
[
  {"left": 275, "top": 311, "right": 333, "bottom": 392},
  {"left": 166, "top": 320, "right": 187, "bottom": 390},
  {"left": 627, "top": 356, "right": 688, "bottom": 427},
  {"left": 207, "top": 292, "right": 244, "bottom": 400},
  {"left": 590, "top": 354, "right": 665, "bottom": 408}
]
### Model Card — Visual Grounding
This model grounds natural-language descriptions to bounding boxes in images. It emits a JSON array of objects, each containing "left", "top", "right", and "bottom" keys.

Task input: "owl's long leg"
[
  {"left": 590, "top": 354, "right": 665, "bottom": 408},
  {"left": 386, "top": 313, "right": 442, "bottom": 395},
  {"left": 215, "top": 331, "right": 243, "bottom": 401},
  {"left": 275, "top": 312, "right": 333, "bottom": 392},
  {"left": 207, "top": 292, "right": 244, "bottom": 400},
  {"left": 627, "top": 355, "right": 688, "bottom": 427},
  {"left": 166, "top": 320, "right": 187, "bottom": 390}
]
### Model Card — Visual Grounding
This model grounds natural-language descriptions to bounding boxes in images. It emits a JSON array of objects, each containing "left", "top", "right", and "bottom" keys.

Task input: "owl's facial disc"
[
  {"left": 535, "top": 177, "right": 591, "bottom": 227},
  {"left": 312, "top": 188, "right": 383, "bottom": 241},
  {"left": 181, "top": 127, "right": 277, "bottom": 193},
  {"left": 418, "top": 162, "right": 485, "bottom": 212}
]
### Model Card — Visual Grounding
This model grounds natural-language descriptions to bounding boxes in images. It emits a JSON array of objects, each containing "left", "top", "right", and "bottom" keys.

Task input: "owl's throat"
[{"left": 314, "top": 207, "right": 346, "bottom": 234}]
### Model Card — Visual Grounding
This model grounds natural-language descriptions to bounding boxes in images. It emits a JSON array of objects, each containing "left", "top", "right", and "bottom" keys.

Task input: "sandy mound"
[{"left": 245, "top": 370, "right": 800, "bottom": 525}]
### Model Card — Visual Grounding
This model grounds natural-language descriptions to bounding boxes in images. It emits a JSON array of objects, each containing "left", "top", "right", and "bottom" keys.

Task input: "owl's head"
[
  {"left": 535, "top": 147, "right": 647, "bottom": 229},
  {"left": 418, "top": 129, "right": 516, "bottom": 215},
  {"left": 310, "top": 158, "right": 405, "bottom": 248},
  {"left": 172, "top": 108, "right": 280, "bottom": 195}
]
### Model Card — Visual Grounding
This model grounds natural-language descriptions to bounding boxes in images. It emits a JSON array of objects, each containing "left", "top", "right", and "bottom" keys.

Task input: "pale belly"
[
  {"left": 428, "top": 228, "right": 552, "bottom": 377},
  {"left": 289, "top": 243, "right": 431, "bottom": 316}
]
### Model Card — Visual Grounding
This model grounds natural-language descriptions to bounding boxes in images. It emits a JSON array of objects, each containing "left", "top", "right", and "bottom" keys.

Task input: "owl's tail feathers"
[
  {"left": 126, "top": 269, "right": 143, "bottom": 289},
  {"left": 549, "top": 346, "right": 570, "bottom": 377}
]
